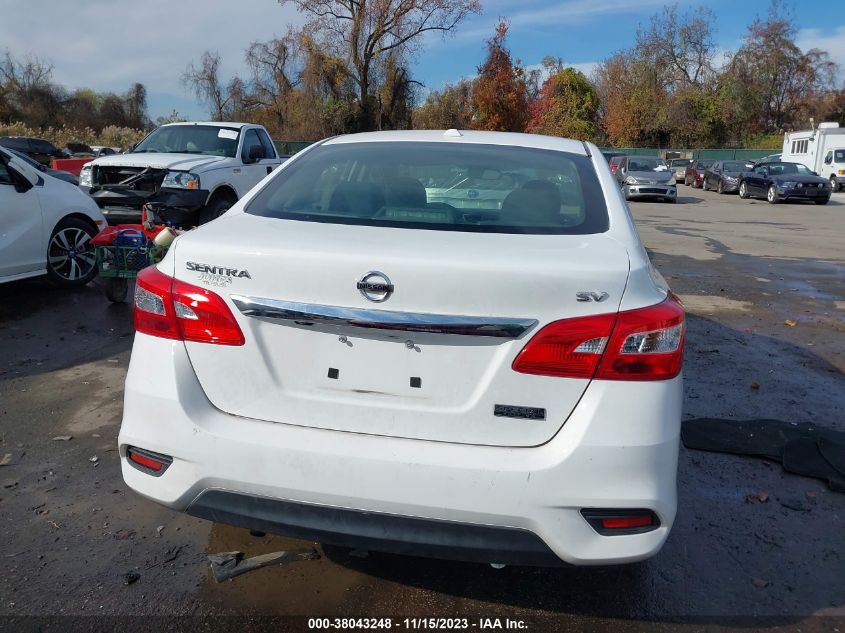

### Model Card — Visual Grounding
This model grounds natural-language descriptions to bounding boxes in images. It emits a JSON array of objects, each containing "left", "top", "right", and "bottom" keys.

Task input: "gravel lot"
[{"left": 1, "top": 187, "right": 843, "bottom": 631}]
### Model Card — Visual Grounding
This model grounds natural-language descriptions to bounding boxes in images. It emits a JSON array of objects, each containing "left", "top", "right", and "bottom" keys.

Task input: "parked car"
[
  {"left": 0, "top": 146, "right": 106, "bottom": 286},
  {"left": 90, "top": 145, "right": 119, "bottom": 157},
  {"left": 702, "top": 160, "right": 754, "bottom": 194},
  {"left": 66, "top": 142, "right": 94, "bottom": 157},
  {"left": 602, "top": 151, "right": 626, "bottom": 163},
  {"left": 119, "top": 130, "right": 686, "bottom": 567},
  {"left": 668, "top": 159, "right": 692, "bottom": 184},
  {"left": 752, "top": 153, "right": 781, "bottom": 165},
  {"left": 7, "top": 148, "right": 80, "bottom": 186},
  {"left": 608, "top": 155, "right": 625, "bottom": 175},
  {"left": 684, "top": 159, "right": 714, "bottom": 188},
  {"left": 738, "top": 161, "right": 832, "bottom": 205},
  {"left": 79, "top": 121, "right": 283, "bottom": 225},
  {"left": 0, "top": 136, "right": 67, "bottom": 166},
  {"left": 615, "top": 155, "right": 676, "bottom": 202}
]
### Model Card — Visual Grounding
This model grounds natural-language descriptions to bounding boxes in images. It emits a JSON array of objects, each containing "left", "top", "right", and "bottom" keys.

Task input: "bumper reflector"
[
  {"left": 581, "top": 509, "right": 659, "bottom": 535},
  {"left": 127, "top": 446, "right": 173, "bottom": 476}
]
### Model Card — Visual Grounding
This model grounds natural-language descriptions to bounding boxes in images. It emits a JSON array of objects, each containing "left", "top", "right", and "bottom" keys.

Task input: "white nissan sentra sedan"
[{"left": 119, "top": 130, "right": 685, "bottom": 566}]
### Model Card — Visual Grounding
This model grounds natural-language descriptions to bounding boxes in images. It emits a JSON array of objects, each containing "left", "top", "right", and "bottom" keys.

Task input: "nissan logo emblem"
[{"left": 357, "top": 271, "right": 394, "bottom": 302}]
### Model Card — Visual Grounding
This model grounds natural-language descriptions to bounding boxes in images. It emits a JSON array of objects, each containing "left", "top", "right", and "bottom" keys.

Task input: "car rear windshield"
[
  {"left": 132, "top": 125, "right": 240, "bottom": 157},
  {"left": 246, "top": 142, "right": 609, "bottom": 234}
]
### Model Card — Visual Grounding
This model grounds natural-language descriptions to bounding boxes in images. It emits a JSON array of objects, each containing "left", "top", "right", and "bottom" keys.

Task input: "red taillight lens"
[
  {"left": 512, "top": 313, "right": 615, "bottom": 378},
  {"left": 512, "top": 294, "right": 685, "bottom": 381},
  {"left": 610, "top": 165, "right": 618, "bottom": 172},
  {"left": 134, "top": 266, "right": 245, "bottom": 346},
  {"left": 595, "top": 294, "right": 685, "bottom": 380}
]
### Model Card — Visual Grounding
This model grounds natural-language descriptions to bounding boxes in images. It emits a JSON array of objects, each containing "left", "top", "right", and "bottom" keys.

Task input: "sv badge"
[{"left": 576, "top": 291, "right": 610, "bottom": 303}]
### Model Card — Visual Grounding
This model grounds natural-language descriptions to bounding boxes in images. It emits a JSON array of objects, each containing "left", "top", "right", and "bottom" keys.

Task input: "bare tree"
[
  {"left": 182, "top": 51, "right": 231, "bottom": 120},
  {"left": 636, "top": 4, "right": 717, "bottom": 89},
  {"left": 279, "top": 0, "right": 481, "bottom": 127}
]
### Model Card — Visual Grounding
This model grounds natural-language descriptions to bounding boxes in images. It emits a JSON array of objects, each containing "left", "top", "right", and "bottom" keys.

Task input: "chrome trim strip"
[{"left": 230, "top": 295, "right": 537, "bottom": 339}]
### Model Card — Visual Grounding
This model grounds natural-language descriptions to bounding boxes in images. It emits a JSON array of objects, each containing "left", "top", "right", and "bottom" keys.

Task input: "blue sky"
[{"left": 1, "top": 0, "right": 843, "bottom": 121}]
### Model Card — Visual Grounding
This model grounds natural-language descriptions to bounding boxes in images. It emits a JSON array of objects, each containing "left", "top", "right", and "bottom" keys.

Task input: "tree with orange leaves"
[{"left": 470, "top": 21, "right": 528, "bottom": 132}]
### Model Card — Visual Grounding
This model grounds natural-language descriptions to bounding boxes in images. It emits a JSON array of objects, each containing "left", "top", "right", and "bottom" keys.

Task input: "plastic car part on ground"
[{"left": 681, "top": 418, "right": 845, "bottom": 492}]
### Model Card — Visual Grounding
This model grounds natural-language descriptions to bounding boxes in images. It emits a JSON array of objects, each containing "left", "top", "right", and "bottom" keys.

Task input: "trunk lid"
[{"left": 173, "top": 214, "right": 630, "bottom": 447}]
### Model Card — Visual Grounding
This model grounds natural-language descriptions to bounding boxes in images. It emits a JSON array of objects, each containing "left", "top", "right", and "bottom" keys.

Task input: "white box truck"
[{"left": 782, "top": 122, "right": 845, "bottom": 191}]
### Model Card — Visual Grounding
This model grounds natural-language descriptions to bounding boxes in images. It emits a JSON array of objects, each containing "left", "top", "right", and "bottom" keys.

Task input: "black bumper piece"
[
  {"left": 85, "top": 186, "right": 208, "bottom": 225},
  {"left": 187, "top": 490, "right": 563, "bottom": 566}
]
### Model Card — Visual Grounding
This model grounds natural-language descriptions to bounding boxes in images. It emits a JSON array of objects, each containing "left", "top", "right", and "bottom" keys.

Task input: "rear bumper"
[
  {"left": 119, "top": 335, "right": 682, "bottom": 566},
  {"left": 623, "top": 184, "right": 676, "bottom": 199}
]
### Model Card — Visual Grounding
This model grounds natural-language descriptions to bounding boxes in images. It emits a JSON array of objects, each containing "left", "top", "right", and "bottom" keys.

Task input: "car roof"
[
  {"left": 160, "top": 121, "right": 253, "bottom": 129},
  {"left": 323, "top": 130, "right": 588, "bottom": 155}
]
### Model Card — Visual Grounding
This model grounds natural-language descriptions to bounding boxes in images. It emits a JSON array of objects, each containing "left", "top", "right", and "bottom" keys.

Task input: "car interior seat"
[{"left": 328, "top": 181, "right": 386, "bottom": 217}]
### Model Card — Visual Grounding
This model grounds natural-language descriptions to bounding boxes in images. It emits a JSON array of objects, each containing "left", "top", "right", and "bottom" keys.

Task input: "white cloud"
[
  {"left": 796, "top": 26, "right": 845, "bottom": 81},
  {"left": 454, "top": 0, "right": 666, "bottom": 42},
  {"left": 0, "top": 0, "right": 304, "bottom": 115}
]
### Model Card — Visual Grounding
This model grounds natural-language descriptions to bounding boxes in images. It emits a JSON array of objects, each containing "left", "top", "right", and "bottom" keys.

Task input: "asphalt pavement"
[{"left": 1, "top": 187, "right": 843, "bottom": 632}]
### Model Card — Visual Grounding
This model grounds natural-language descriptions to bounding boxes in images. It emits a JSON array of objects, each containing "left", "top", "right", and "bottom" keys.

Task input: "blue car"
[{"left": 738, "top": 161, "right": 832, "bottom": 205}]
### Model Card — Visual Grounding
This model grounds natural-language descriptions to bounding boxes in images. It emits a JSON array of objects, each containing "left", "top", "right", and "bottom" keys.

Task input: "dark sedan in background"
[
  {"left": 684, "top": 159, "right": 714, "bottom": 188},
  {"left": 702, "top": 160, "right": 754, "bottom": 194},
  {"left": 738, "top": 161, "right": 832, "bottom": 205}
]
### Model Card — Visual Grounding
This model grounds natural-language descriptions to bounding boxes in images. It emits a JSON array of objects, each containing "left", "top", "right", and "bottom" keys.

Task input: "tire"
[
  {"left": 739, "top": 181, "right": 749, "bottom": 199},
  {"left": 666, "top": 197, "right": 677, "bottom": 204},
  {"left": 831, "top": 176, "right": 840, "bottom": 193},
  {"left": 702, "top": 178, "right": 709, "bottom": 191},
  {"left": 46, "top": 217, "right": 98, "bottom": 287},
  {"left": 105, "top": 277, "right": 129, "bottom": 303},
  {"left": 717, "top": 180, "right": 724, "bottom": 194},
  {"left": 198, "top": 195, "right": 235, "bottom": 225},
  {"left": 767, "top": 185, "right": 779, "bottom": 204}
]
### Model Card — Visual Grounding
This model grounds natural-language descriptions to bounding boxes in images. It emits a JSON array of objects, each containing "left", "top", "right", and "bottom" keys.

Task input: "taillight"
[
  {"left": 610, "top": 164, "right": 618, "bottom": 173},
  {"left": 134, "top": 266, "right": 245, "bottom": 345},
  {"left": 512, "top": 294, "right": 685, "bottom": 381}
]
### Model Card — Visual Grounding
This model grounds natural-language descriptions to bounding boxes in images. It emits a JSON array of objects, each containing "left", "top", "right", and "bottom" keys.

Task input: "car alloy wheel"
[
  {"left": 831, "top": 176, "right": 840, "bottom": 193},
  {"left": 767, "top": 185, "right": 778, "bottom": 204},
  {"left": 717, "top": 180, "right": 724, "bottom": 194},
  {"left": 48, "top": 224, "right": 97, "bottom": 284},
  {"left": 739, "top": 181, "right": 748, "bottom": 199}
]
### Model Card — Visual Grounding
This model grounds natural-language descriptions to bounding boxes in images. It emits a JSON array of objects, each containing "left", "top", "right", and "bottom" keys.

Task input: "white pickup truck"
[{"left": 79, "top": 122, "right": 285, "bottom": 225}]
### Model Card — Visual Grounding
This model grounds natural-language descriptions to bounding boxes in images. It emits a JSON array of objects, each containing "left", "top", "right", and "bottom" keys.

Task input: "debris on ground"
[
  {"left": 114, "top": 529, "right": 136, "bottom": 540},
  {"left": 208, "top": 548, "right": 320, "bottom": 582},
  {"left": 682, "top": 418, "right": 845, "bottom": 492},
  {"left": 784, "top": 319, "right": 797, "bottom": 327},
  {"left": 745, "top": 490, "right": 769, "bottom": 504},
  {"left": 156, "top": 525, "right": 165, "bottom": 537},
  {"left": 750, "top": 382, "right": 760, "bottom": 390},
  {"left": 89, "top": 455, "right": 99, "bottom": 463},
  {"left": 52, "top": 436, "right": 72, "bottom": 442},
  {"left": 0, "top": 453, "right": 12, "bottom": 466},
  {"left": 752, "top": 578, "right": 770, "bottom": 588},
  {"left": 778, "top": 497, "right": 812, "bottom": 512},
  {"left": 124, "top": 571, "right": 140, "bottom": 585}
]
